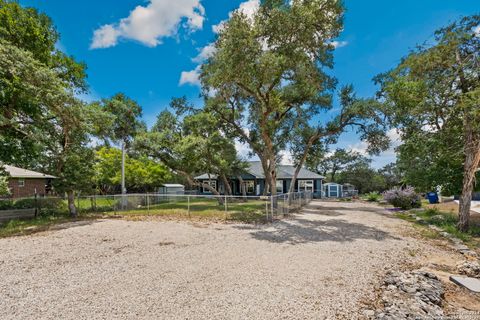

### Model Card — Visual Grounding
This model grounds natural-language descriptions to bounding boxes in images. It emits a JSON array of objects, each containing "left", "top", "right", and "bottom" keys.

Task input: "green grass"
[
  {"left": 0, "top": 198, "right": 270, "bottom": 238},
  {"left": 395, "top": 208, "right": 480, "bottom": 247},
  {"left": 0, "top": 214, "right": 73, "bottom": 238},
  {"left": 103, "top": 199, "right": 268, "bottom": 223}
]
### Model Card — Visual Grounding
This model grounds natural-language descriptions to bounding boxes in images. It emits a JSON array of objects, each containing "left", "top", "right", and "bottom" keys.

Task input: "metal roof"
[
  {"left": 195, "top": 161, "right": 324, "bottom": 180},
  {"left": 161, "top": 184, "right": 184, "bottom": 188},
  {"left": 194, "top": 173, "right": 218, "bottom": 180},
  {"left": 3, "top": 165, "right": 56, "bottom": 179}
]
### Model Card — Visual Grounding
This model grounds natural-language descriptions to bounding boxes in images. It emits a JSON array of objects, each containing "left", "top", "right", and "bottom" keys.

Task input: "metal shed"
[
  {"left": 323, "top": 182, "right": 343, "bottom": 198},
  {"left": 158, "top": 184, "right": 185, "bottom": 195}
]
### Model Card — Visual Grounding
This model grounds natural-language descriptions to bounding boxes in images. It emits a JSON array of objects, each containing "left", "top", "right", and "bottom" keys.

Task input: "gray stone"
[
  {"left": 430, "top": 215, "right": 445, "bottom": 222},
  {"left": 452, "top": 244, "right": 470, "bottom": 252},
  {"left": 363, "top": 309, "right": 375, "bottom": 317},
  {"left": 373, "top": 269, "right": 444, "bottom": 319},
  {"left": 450, "top": 275, "right": 480, "bottom": 293},
  {"left": 456, "top": 261, "right": 480, "bottom": 278}
]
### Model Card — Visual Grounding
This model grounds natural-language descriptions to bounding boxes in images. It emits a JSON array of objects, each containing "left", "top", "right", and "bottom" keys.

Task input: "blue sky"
[{"left": 21, "top": 0, "right": 479, "bottom": 167}]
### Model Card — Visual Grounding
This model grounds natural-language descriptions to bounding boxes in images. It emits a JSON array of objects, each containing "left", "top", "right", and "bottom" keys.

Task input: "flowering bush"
[{"left": 382, "top": 186, "right": 422, "bottom": 210}]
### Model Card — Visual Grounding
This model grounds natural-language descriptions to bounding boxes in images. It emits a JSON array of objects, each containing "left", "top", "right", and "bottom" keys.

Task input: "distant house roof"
[
  {"left": 195, "top": 161, "right": 324, "bottom": 180},
  {"left": 3, "top": 165, "right": 56, "bottom": 179},
  {"left": 194, "top": 173, "right": 218, "bottom": 180}
]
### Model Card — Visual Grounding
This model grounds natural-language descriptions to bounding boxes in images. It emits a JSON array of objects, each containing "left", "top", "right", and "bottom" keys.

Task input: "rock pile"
[
  {"left": 365, "top": 270, "right": 444, "bottom": 319},
  {"left": 456, "top": 260, "right": 480, "bottom": 278}
]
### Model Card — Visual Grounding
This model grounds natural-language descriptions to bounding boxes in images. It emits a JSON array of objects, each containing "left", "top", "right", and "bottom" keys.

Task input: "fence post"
[
  {"left": 224, "top": 195, "right": 227, "bottom": 213},
  {"left": 265, "top": 200, "right": 269, "bottom": 221},
  {"left": 187, "top": 195, "right": 190, "bottom": 218},
  {"left": 34, "top": 192, "right": 38, "bottom": 218},
  {"left": 270, "top": 195, "right": 274, "bottom": 220},
  {"left": 146, "top": 193, "right": 150, "bottom": 215}
]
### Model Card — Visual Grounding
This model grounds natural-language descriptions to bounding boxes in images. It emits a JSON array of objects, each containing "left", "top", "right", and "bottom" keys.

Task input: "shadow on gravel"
[{"left": 236, "top": 217, "right": 398, "bottom": 245}]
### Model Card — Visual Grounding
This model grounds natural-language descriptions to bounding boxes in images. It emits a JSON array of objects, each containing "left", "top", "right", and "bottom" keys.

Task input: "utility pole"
[{"left": 121, "top": 140, "right": 126, "bottom": 195}]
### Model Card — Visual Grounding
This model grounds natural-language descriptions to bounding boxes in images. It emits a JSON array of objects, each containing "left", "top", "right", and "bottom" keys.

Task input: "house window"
[
  {"left": 298, "top": 180, "right": 314, "bottom": 192},
  {"left": 243, "top": 181, "right": 254, "bottom": 194},
  {"left": 276, "top": 180, "right": 284, "bottom": 193},
  {"left": 202, "top": 180, "right": 217, "bottom": 193},
  {"left": 18, "top": 179, "right": 25, "bottom": 188}
]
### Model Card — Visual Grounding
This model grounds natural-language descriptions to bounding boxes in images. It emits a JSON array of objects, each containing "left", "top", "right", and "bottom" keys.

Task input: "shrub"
[
  {"left": 13, "top": 198, "right": 36, "bottom": 209},
  {"left": 383, "top": 186, "right": 422, "bottom": 210},
  {"left": 0, "top": 199, "right": 14, "bottom": 210},
  {"left": 364, "top": 192, "right": 381, "bottom": 202},
  {"left": 37, "top": 198, "right": 68, "bottom": 216}
]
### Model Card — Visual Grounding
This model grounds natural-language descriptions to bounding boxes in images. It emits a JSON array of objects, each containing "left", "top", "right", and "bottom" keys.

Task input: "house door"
[{"left": 329, "top": 185, "right": 338, "bottom": 197}]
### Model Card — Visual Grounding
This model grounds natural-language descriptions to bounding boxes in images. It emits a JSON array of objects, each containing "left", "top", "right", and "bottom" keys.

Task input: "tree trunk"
[
  {"left": 67, "top": 190, "right": 77, "bottom": 218},
  {"left": 237, "top": 176, "right": 247, "bottom": 199},
  {"left": 458, "top": 125, "right": 480, "bottom": 231},
  {"left": 261, "top": 158, "right": 271, "bottom": 196},
  {"left": 331, "top": 169, "right": 337, "bottom": 183},
  {"left": 289, "top": 136, "right": 316, "bottom": 194},
  {"left": 220, "top": 173, "right": 232, "bottom": 195}
]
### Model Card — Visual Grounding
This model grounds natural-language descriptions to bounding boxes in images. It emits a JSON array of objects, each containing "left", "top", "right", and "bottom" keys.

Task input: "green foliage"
[
  {"left": 94, "top": 93, "right": 143, "bottom": 144},
  {"left": 376, "top": 15, "right": 480, "bottom": 196},
  {"left": 201, "top": 0, "right": 346, "bottom": 193},
  {"left": 0, "top": 1, "right": 87, "bottom": 167},
  {"left": 0, "top": 174, "right": 9, "bottom": 196},
  {"left": 94, "top": 147, "right": 171, "bottom": 193},
  {"left": 364, "top": 192, "right": 381, "bottom": 202},
  {"left": 135, "top": 98, "right": 246, "bottom": 194},
  {"left": 336, "top": 162, "right": 386, "bottom": 194},
  {"left": 312, "top": 148, "right": 370, "bottom": 182},
  {"left": 0, "top": 199, "right": 12, "bottom": 209}
]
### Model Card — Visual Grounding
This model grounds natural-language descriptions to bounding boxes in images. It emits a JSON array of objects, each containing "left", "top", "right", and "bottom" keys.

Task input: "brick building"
[{"left": 4, "top": 165, "right": 55, "bottom": 198}]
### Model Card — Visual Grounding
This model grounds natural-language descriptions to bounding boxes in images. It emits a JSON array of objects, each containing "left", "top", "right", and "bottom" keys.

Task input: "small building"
[
  {"left": 158, "top": 184, "right": 185, "bottom": 195},
  {"left": 3, "top": 165, "right": 55, "bottom": 198},
  {"left": 323, "top": 182, "right": 343, "bottom": 198}
]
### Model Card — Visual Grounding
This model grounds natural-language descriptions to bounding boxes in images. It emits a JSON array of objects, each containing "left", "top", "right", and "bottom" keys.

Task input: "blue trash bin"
[{"left": 427, "top": 192, "right": 439, "bottom": 204}]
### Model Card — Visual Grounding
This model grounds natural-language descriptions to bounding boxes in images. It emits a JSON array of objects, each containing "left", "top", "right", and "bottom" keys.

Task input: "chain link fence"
[{"left": 0, "top": 191, "right": 314, "bottom": 223}]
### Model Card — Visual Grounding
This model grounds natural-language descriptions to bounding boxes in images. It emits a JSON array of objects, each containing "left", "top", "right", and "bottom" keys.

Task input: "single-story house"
[
  {"left": 3, "top": 165, "right": 55, "bottom": 198},
  {"left": 194, "top": 161, "right": 325, "bottom": 198}
]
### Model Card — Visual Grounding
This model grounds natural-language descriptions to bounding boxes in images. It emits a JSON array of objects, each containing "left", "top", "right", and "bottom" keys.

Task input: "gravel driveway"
[{"left": 0, "top": 201, "right": 427, "bottom": 319}]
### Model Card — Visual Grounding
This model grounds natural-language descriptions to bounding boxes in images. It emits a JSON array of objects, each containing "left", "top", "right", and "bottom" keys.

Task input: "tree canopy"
[
  {"left": 376, "top": 15, "right": 480, "bottom": 230},
  {"left": 135, "top": 98, "right": 246, "bottom": 199}
]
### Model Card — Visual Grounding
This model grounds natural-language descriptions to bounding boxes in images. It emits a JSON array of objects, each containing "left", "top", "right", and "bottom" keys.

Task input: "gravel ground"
[{"left": 0, "top": 201, "right": 433, "bottom": 319}]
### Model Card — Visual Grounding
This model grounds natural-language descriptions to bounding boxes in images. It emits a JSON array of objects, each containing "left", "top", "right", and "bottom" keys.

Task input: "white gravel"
[{"left": 0, "top": 201, "right": 428, "bottom": 319}]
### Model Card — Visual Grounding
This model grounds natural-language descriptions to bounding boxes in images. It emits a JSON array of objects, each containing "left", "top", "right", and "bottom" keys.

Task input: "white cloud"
[
  {"left": 330, "top": 40, "right": 348, "bottom": 48},
  {"left": 279, "top": 150, "right": 294, "bottom": 165},
  {"left": 212, "top": 0, "right": 260, "bottom": 34},
  {"left": 474, "top": 25, "right": 480, "bottom": 37},
  {"left": 90, "top": 0, "right": 205, "bottom": 49},
  {"left": 347, "top": 141, "right": 369, "bottom": 155},
  {"left": 179, "top": 65, "right": 202, "bottom": 86},
  {"left": 192, "top": 43, "right": 216, "bottom": 63}
]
